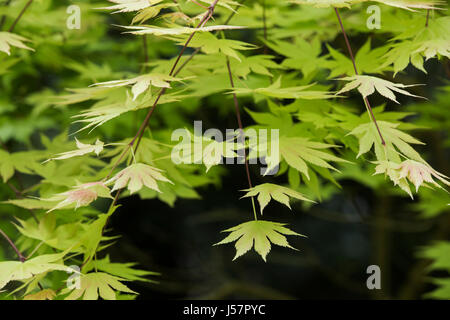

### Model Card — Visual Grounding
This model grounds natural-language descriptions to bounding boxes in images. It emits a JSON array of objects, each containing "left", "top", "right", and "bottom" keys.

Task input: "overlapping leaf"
[
  {"left": 241, "top": 183, "right": 314, "bottom": 214},
  {"left": 215, "top": 220, "right": 305, "bottom": 261}
]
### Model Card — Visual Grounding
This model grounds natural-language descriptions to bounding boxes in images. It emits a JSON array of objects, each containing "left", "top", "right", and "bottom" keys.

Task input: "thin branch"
[
  {"left": 0, "top": 0, "right": 12, "bottom": 30},
  {"left": 104, "top": 1, "right": 221, "bottom": 182},
  {"left": 8, "top": 0, "right": 33, "bottom": 32},
  {"left": 0, "top": 227, "right": 25, "bottom": 262},
  {"left": 425, "top": 9, "right": 430, "bottom": 27},
  {"left": 262, "top": 0, "right": 268, "bottom": 54},
  {"left": 133, "top": 0, "right": 220, "bottom": 154},
  {"left": 334, "top": 8, "right": 385, "bottom": 146},
  {"left": 173, "top": 0, "right": 246, "bottom": 77},
  {"left": 226, "top": 57, "right": 258, "bottom": 220}
]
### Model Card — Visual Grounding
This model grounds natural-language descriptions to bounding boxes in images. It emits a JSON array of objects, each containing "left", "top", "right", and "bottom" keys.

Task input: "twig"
[
  {"left": 172, "top": 0, "right": 246, "bottom": 77},
  {"left": 0, "top": 0, "right": 12, "bottom": 30},
  {"left": 334, "top": 8, "right": 385, "bottom": 146},
  {"left": 262, "top": 0, "right": 268, "bottom": 54},
  {"left": 226, "top": 57, "right": 258, "bottom": 220},
  {"left": 0, "top": 227, "right": 25, "bottom": 262},
  {"left": 8, "top": 0, "right": 33, "bottom": 32},
  {"left": 425, "top": 9, "right": 430, "bottom": 27},
  {"left": 227, "top": 57, "right": 258, "bottom": 220}
]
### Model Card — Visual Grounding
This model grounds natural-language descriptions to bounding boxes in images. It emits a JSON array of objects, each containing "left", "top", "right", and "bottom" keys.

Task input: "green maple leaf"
[
  {"left": 44, "top": 138, "right": 104, "bottom": 163},
  {"left": 420, "top": 242, "right": 450, "bottom": 271},
  {"left": 241, "top": 183, "right": 314, "bottom": 214},
  {"left": 419, "top": 242, "right": 450, "bottom": 300},
  {"left": 97, "top": 0, "right": 154, "bottom": 13},
  {"left": 62, "top": 272, "right": 136, "bottom": 300},
  {"left": 0, "top": 150, "right": 43, "bottom": 182},
  {"left": 325, "top": 41, "right": 389, "bottom": 78},
  {"left": 336, "top": 75, "right": 423, "bottom": 104},
  {"left": 170, "top": 32, "right": 256, "bottom": 61},
  {"left": 106, "top": 163, "right": 173, "bottom": 194},
  {"left": 171, "top": 129, "right": 243, "bottom": 172},
  {"left": 289, "top": 0, "right": 354, "bottom": 8},
  {"left": 230, "top": 54, "right": 284, "bottom": 78},
  {"left": 132, "top": 3, "right": 178, "bottom": 24},
  {"left": 252, "top": 136, "right": 349, "bottom": 179},
  {"left": 0, "top": 32, "right": 34, "bottom": 55},
  {"left": 349, "top": 120, "right": 424, "bottom": 162},
  {"left": 120, "top": 24, "right": 245, "bottom": 36},
  {"left": 215, "top": 220, "right": 305, "bottom": 261},
  {"left": 367, "top": 0, "right": 443, "bottom": 11},
  {"left": 424, "top": 278, "right": 450, "bottom": 300},
  {"left": 0, "top": 252, "right": 68, "bottom": 290},
  {"left": 232, "top": 77, "right": 335, "bottom": 100},
  {"left": 91, "top": 73, "right": 185, "bottom": 101},
  {"left": 264, "top": 37, "right": 326, "bottom": 78},
  {"left": 85, "top": 255, "right": 159, "bottom": 282}
]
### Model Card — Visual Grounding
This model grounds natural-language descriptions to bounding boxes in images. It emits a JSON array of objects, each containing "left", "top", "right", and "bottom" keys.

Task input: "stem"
[
  {"left": 105, "top": 1, "right": 222, "bottom": 182},
  {"left": 0, "top": 227, "right": 25, "bottom": 262},
  {"left": 333, "top": 8, "right": 385, "bottom": 146},
  {"left": 226, "top": 57, "right": 258, "bottom": 220},
  {"left": 262, "top": 0, "right": 268, "bottom": 54},
  {"left": 0, "top": 0, "right": 12, "bottom": 30},
  {"left": 133, "top": 0, "right": 220, "bottom": 154},
  {"left": 425, "top": 9, "right": 430, "bottom": 27},
  {"left": 173, "top": 0, "right": 246, "bottom": 77},
  {"left": 8, "top": 0, "right": 33, "bottom": 32}
]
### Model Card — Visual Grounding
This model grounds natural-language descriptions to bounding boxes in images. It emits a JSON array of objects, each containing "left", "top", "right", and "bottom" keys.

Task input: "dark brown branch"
[
  {"left": 0, "top": 227, "right": 25, "bottom": 262},
  {"left": 425, "top": 9, "right": 430, "bottom": 27},
  {"left": 334, "top": 8, "right": 385, "bottom": 146},
  {"left": 226, "top": 57, "right": 258, "bottom": 219},
  {"left": 8, "top": 0, "right": 33, "bottom": 32},
  {"left": 0, "top": 0, "right": 12, "bottom": 30},
  {"left": 262, "top": 0, "right": 268, "bottom": 54}
]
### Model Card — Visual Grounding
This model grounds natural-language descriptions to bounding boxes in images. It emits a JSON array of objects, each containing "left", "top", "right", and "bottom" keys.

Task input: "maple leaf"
[
  {"left": 413, "top": 40, "right": 450, "bottom": 61},
  {"left": 96, "top": 0, "right": 154, "bottom": 13},
  {"left": 253, "top": 136, "right": 349, "bottom": 179},
  {"left": 46, "top": 182, "right": 113, "bottom": 212},
  {"left": 372, "top": 160, "right": 413, "bottom": 197},
  {"left": 120, "top": 25, "right": 245, "bottom": 36},
  {"left": 132, "top": 3, "right": 178, "bottom": 24},
  {"left": 0, "top": 252, "right": 68, "bottom": 290},
  {"left": 24, "top": 289, "right": 56, "bottom": 300},
  {"left": 172, "top": 130, "right": 243, "bottom": 172},
  {"left": 169, "top": 32, "right": 256, "bottom": 61},
  {"left": 86, "top": 255, "right": 159, "bottom": 282},
  {"left": 264, "top": 37, "right": 326, "bottom": 78},
  {"left": 0, "top": 150, "right": 42, "bottom": 182},
  {"left": 62, "top": 272, "right": 136, "bottom": 300},
  {"left": 241, "top": 183, "right": 314, "bottom": 214},
  {"left": 324, "top": 41, "right": 389, "bottom": 78},
  {"left": 373, "top": 159, "right": 449, "bottom": 197},
  {"left": 336, "top": 75, "right": 423, "bottom": 104},
  {"left": 44, "top": 138, "right": 104, "bottom": 163},
  {"left": 367, "top": 0, "right": 444, "bottom": 11},
  {"left": 419, "top": 242, "right": 450, "bottom": 271},
  {"left": 232, "top": 77, "right": 336, "bottom": 100},
  {"left": 215, "top": 220, "right": 305, "bottom": 262},
  {"left": 397, "top": 159, "right": 450, "bottom": 192},
  {"left": 106, "top": 163, "right": 173, "bottom": 194},
  {"left": 289, "top": 0, "right": 354, "bottom": 8},
  {"left": 91, "top": 74, "right": 185, "bottom": 101},
  {"left": 349, "top": 121, "right": 424, "bottom": 161},
  {"left": 0, "top": 32, "right": 34, "bottom": 55}
]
